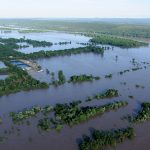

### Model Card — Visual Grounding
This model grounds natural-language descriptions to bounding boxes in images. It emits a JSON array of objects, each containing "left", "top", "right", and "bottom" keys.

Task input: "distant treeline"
[
  {"left": 1, "top": 19, "right": 150, "bottom": 38},
  {"left": 90, "top": 35, "right": 148, "bottom": 48}
]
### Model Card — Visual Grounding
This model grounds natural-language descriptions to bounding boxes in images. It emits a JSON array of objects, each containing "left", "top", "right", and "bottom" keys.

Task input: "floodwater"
[
  {"left": 0, "top": 30, "right": 90, "bottom": 53},
  {"left": 0, "top": 61, "right": 8, "bottom": 79},
  {"left": 0, "top": 61, "right": 6, "bottom": 68},
  {"left": 0, "top": 31, "right": 150, "bottom": 149}
]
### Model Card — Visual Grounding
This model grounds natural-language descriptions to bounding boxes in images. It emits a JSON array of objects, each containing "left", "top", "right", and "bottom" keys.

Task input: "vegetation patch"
[
  {"left": 0, "top": 38, "right": 53, "bottom": 49},
  {"left": 0, "top": 62, "right": 48, "bottom": 96},
  {"left": 10, "top": 105, "right": 53, "bottom": 123},
  {"left": 79, "top": 127, "right": 135, "bottom": 150},
  {"left": 132, "top": 102, "right": 150, "bottom": 123},
  {"left": 38, "top": 118, "right": 51, "bottom": 131},
  {"left": 90, "top": 35, "right": 148, "bottom": 48},
  {"left": 69, "top": 74, "right": 100, "bottom": 83},
  {"left": 95, "top": 89, "right": 119, "bottom": 100},
  {"left": 105, "top": 74, "right": 112, "bottom": 79},
  {"left": 53, "top": 101, "right": 127, "bottom": 127}
]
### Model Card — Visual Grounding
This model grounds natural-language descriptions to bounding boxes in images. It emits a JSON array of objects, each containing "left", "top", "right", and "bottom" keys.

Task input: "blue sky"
[{"left": 0, "top": 0, "right": 149, "bottom": 18}]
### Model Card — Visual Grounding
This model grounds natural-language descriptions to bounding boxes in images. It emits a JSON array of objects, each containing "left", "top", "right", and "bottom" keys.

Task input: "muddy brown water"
[{"left": 0, "top": 34, "right": 150, "bottom": 149}]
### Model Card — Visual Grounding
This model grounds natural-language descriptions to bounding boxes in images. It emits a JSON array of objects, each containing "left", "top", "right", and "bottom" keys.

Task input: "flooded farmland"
[
  {"left": 0, "top": 30, "right": 150, "bottom": 150},
  {"left": 0, "top": 30, "right": 90, "bottom": 53}
]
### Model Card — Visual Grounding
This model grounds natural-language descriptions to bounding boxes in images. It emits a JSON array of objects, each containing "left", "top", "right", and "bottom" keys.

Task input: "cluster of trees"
[
  {"left": 0, "top": 62, "right": 49, "bottom": 96},
  {"left": 10, "top": 105, "right": 53, "bottom": 123},
  {"left": 50, "top": 72, "right": 101, "bottom": 86},
  {"left": 135, "top": 84, "right": 144, "bottom": 89},
  {"left": 55, "top": 41, "right": 71, "bottom": 45},
  {"left": 38, "top": 117, "right": 64, "bottom": 132},
  {"left": 58, "top": 70, "right": 66, "bottom": 84},
  {"left": 38, "top": 118, "right": 51, "bottom": 131},
  {"left": 105, "top": 74, "right": 112, "bottom": 79},
  {"left": 90, "top": 35, "right": 148, "bottom": 48},
  {"left": 23, "top": 39, "right": 53, "bottom": 47},
  {"left": 119, "top": 69, "right": 130, "bottom": 75},
  {"left": 0, "top": 43, "right": 25, "bottom": 59},
  {"left": 50, "top": 70, "right": 66, "bottom": 86},
  {"left": 95, "top": 89, "right": 119, "bottom": 100},
  {"left": 86, "top": 89, "right": 119, "bottom": 101},
  {"left": 69, "top": 74, "right": 100, "bottom": 83},
  {"left": 8, "top": 98, "right": 128, "bottom": 134},
  {"left": 54, "top": 101, "right": 128, "bottom": 126},
  {"left": 118, "top": 62, "right": 150, "bottom": 76},
  {"left": 132, "top": 102, "right": 150, "bottom": 123},
  {"left": 79, "top": 127, "right": 135, "bottom": 150},
  {"left": 0, "top": 45, "right": 104, "bottom": 60},
  {"left": 0, "top": 37, "right": 53, "bottom": 49},
  {"left": 37, "top": 101, "right": 127, "bottom": 131},
  {"left": 26, "top": 46, "right": 104, "bottom": 59},
  {"left": 132, "top": 67, "right": 142, "bottom": 71}
]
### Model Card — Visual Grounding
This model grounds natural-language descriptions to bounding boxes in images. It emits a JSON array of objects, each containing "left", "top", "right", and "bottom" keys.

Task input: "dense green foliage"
[
  {"left": 0, "top": 67, "right": 9, "bottom": 74},
  {"left": 8, "top": 99, "right": 124, "bottom": 131},
  {"left": 0, "top": 38, "right": 52, "bottom": 49},
  {"left": 10, "top": 105, "right": 53, "bottom": 123},
  {"left": 26, "top": 46, "right": 104, "bottom": 59},
  {"left": 95, "top": 89, "right": 119, "bottom": 100},
  {"left": 0, "top": 43, "right": 25, "bottom": 59},
  {"left": 10, "top": 106, "right": 42, "bottom": 122},
  {"left": 79, "top": 127, "right": 135, "bottom": 150},
  {"left": 132, "top": 102, "right": 150, "bottom": 123},
  {"left": 50, "top": 71, "right": 66, "bottom": 87},
  {"left": 0, "top": 63, "right": 48, "bottom": 96},
  {"left": 90, "top": 35, "right": 148, "bottom": 48},
  {"left": 0, "top": 45, "right": 104, "bottom": 60},
  {"left": 86, "top": 89, "right": 119, "bottom": 101},
  {"left": 38, "top": 118, "right": 51, "bottom": 131},
  {"left": 51, "top": 70, "right": 66, "bottom": 86},
  {"left": 22, "top": 39, "right": 53, "bottom": 47},
  {"left": 58, "top": 70, "right": 66, "bottom": 83},
  {"left": 69, "top": 74, "right": 100, "bottom": 83},
  {"left": 54, "top": 101, "right": 127, "bottom": 126},
  {"left": 1, "top": 19, "right": 150, "bottom": 38}
]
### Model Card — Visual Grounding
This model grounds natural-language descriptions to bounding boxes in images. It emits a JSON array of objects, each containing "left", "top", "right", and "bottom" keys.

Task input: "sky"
[{"left": 0, "top": 0, "right": 149, "bottom": 18}]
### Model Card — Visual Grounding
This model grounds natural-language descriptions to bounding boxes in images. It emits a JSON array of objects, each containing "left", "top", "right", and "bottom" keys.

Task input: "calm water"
[
  {"left": 0, "top": 61, "right": 6, "bottom": 68},
  {"left": 0, "top": 32, "right": 150, "bottom": 149},
  {"left": 0, "top": 30, "right": 90, "bottom": 53},
  {"left": 0, "top": 61, "right": 8, "bottom": 79}
]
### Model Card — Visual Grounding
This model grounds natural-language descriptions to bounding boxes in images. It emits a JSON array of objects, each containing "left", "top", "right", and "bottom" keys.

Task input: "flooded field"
[
  {"left": 0, "top": 30, "right": 90, "bottom": 53},
  {"left": 0, "top": 30, "right": 150, "bottom": 150}
]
